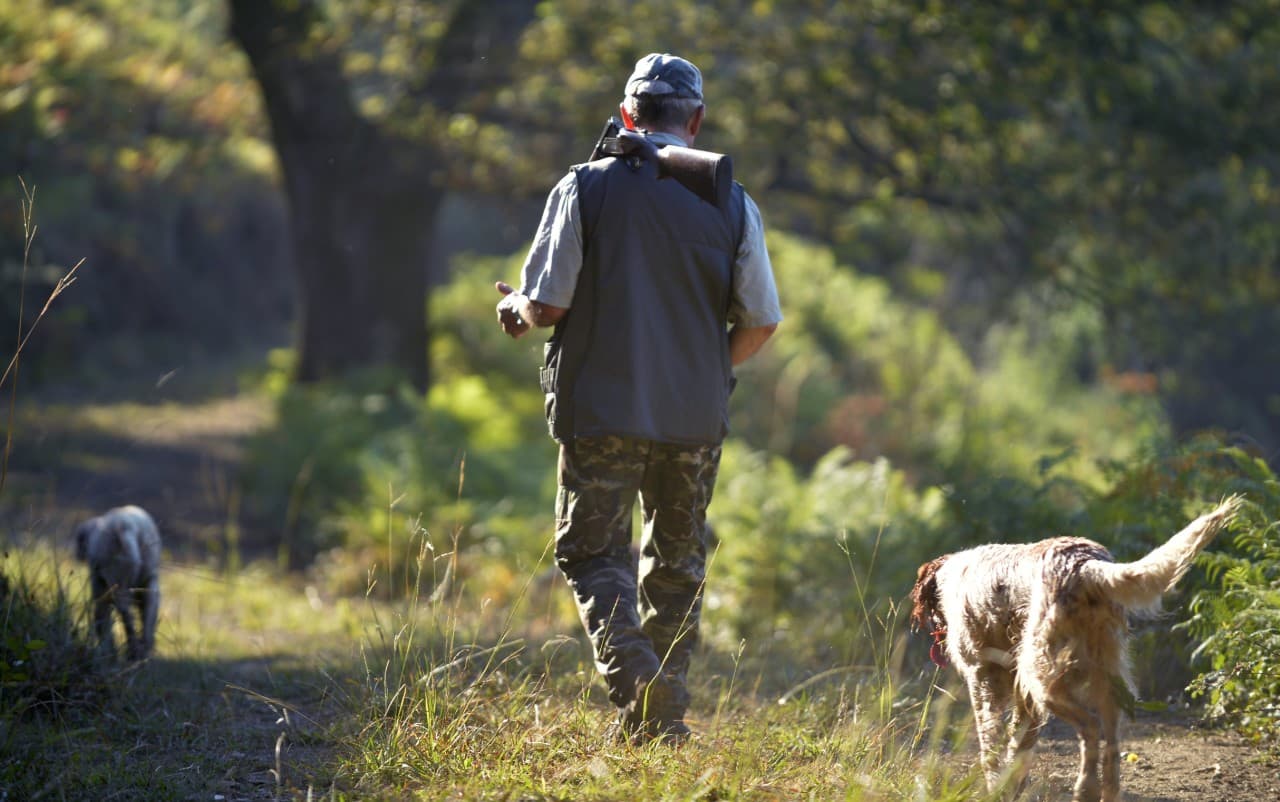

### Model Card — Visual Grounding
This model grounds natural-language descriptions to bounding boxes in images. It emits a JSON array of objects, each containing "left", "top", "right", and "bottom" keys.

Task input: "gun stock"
[
  {"left": 590, "top": 119, "right": 734, "bottom": 209},
  {"left": 651, "top": 145, "right": 733, "bottom": 210}
]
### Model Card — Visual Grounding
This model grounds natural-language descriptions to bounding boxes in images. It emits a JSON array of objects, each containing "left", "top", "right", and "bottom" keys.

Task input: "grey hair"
[{"left": 622, "top": 94, "right": 704, "bottom": 131}]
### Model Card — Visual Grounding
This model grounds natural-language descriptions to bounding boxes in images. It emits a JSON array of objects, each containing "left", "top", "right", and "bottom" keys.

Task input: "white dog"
[
  {"left": 909, "top": 496, "right": 1241, "bottom": 802},
  {"left": 74, "top": 505, "right": 162, "bottom": 661}
]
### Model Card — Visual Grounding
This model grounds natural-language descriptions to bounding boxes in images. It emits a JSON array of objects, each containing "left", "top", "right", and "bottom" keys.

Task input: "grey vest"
[{"left": 540, "top": 153, "right": 746, "bottom": 444}]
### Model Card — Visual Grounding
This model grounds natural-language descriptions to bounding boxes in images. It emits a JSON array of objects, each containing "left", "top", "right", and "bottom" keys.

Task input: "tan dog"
[
  {"left": 74, "top": 505, "right": 162, "bottom": 661},
  {"left": 909, "top": 496, "right": 1241, "bottom": 802}
]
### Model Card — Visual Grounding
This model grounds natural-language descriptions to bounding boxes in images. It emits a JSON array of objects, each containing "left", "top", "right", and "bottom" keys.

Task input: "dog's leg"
[
  {"left": 1099, "top": 693, "right": 1121, "bottom": 802},
  {"left": 91, "top": 575, "right": 117, "bottom": 658},
  {"left": 1004, "top": 698, "right": 1043, "bottom": 799},
  {"left": 113, "top": 584, "right": 141, "bottom": 661},
  {"left": 136, "top": 576, "right": 159, "bottom": 658},
  {"left": 1044, "top": 694, "right": 1101, "bottom": 802},
  {"left": 967, "top": 668, "right": 1012, "bottom": 793}
]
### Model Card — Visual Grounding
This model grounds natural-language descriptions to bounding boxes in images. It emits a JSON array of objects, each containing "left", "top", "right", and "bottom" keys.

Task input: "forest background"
[{"left": 1, "top": 1, "right": 1278, "bottom": 799}]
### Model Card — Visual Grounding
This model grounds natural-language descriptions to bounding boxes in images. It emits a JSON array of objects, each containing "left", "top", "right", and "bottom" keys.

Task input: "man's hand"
[
  {"left": 495, "top": 282, "right": 568, "bottom": 338},
  {"left": 495, "top": 281, "right": 531, "bottom": 339},
  {"left": 616, "top": 129, "right": 660, "bottom": 163}
]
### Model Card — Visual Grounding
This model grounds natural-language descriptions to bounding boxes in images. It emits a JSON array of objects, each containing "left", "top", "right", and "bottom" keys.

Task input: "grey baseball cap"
[{"left": 625, "top": 53, "right": 703, "bottom": 100}]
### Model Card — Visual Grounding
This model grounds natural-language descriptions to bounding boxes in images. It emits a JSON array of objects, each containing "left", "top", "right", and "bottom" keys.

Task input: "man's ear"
[{"left": 686, "top": 104, "right": 705, "bottom": 139}]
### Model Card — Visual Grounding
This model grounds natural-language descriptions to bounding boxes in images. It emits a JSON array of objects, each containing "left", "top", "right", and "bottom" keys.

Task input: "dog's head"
[{"left": 909, "top": 556, "right": 948, "bottom": 634}]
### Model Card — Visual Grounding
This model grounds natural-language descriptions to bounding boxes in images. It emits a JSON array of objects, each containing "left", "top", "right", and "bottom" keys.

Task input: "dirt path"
[
  {"left": 1028, "top": 711, "right": 1278, "bottom": 801},
  {"left": 2, "top": 370, "right": 276, "bottom": 560}
]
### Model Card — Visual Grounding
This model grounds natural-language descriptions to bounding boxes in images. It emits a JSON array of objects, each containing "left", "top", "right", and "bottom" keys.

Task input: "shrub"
[
  {"left": 732, "top": 232, "right": 1164, "bottom": 490},
  {"left": 707, "top": 442, "right": 949, "bottom": 660},
  {"left": 1183, "top": 451, "right": 1280, "bottom": 750}
]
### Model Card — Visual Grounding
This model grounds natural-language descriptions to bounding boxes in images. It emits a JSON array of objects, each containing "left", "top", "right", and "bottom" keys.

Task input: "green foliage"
[
  {"left": 731, "top": 233, "right": 976, "bottom": 469},
  {"left": 239, "top": 364, "right": 424, "bottom": 565},
  {"left": 709, "top": 442, "right": 946, "bottom": 655},
  {"left": 735, "top": 233, "right": 1164, "bottom": 491},
  {"left": 239, "top": 253, "right": 557, "bottom": 589},
  {"left": 240, "top": 369, "right": 554, "bottom": 586},
  {"left": 1183, "top": 453, "right": 1280, "bottom": 750},
  {"left": 241, "top": 235, "right": 1173, "bottom": 662}
]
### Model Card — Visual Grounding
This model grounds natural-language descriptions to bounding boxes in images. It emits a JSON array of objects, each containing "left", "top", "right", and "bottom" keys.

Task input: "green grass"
[{"left": 0, "top": 535, "right": 1005, "bottom": 801}]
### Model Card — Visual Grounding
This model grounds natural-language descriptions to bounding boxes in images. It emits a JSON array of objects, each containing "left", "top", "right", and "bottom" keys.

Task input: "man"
[{"left": 495, "top": 53, "right": 781, "bottom": 744}]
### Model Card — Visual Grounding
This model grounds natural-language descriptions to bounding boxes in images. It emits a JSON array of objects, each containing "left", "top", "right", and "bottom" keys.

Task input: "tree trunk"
[{"left": 229, "top": 0, "right": 433, "bottom": 390}]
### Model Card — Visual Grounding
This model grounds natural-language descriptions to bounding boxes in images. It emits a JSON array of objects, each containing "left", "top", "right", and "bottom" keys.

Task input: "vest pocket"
[
  {"left": 539, "top": 365, "right": 557, "bottom": 394},
  {"left": 540, "top": 340, "right": 560, "bottom": 395},
  {"left": 540, "top": 365, "right": 557, "bottom": 430},
  {"left": 543, "top": 391, "right": 557, "bottom": 434},
  {"left": 540, "top": 340, "right": 561, "bottom": 435}
]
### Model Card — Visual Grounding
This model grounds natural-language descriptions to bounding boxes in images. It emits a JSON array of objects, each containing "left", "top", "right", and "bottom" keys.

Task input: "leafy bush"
[
  {"left": 1183, "top": 452, "right": 1280, "bottom": 749},
  {"left": 238, "top": 364, "right": 426, "bottom": 566},
  {"left": 707, "top": 442, "right": 947, "bottom": 658},
  {"left": 733, "top": 233, "right": 1165, "bottom": 490},
  {"left": 238, "top": 366, "right": 555, "bottom": 590},
  {"left": 239, "top": 252, "right": 558, "bottom": 594},
  {"left": 731, "top": 233, "right": 977, "bottom": 469}
]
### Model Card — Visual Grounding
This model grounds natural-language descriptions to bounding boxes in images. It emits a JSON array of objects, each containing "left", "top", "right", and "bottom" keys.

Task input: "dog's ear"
[
  {"left": 73, "top": 522, "right": 91, "bottom": 562},
  {"left": 910, "top": 557, "right": 946, "bottom": 632}
]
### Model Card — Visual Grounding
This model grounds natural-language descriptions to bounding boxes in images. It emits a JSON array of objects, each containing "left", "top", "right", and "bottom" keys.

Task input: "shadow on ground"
[{"left": 3, "top": 649, "right": 344, "bottom": 801}]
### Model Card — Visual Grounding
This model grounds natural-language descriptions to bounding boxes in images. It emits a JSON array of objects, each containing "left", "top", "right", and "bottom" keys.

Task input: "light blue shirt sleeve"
[
  {"left": 731, "top": 191, "right": 783, "bottom": 328},
  {"left": 518, "top": 171, "right": 582, "bottom": 309}
]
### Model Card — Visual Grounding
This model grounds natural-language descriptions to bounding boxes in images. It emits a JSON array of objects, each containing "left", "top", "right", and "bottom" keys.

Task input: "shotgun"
[{"left": 588, "top": 117, "right": 734, "bottom": 209}]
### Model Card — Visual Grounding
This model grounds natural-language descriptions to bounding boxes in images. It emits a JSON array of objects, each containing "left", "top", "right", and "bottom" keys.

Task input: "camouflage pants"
[{"left": 555, "top": 435, "right": 722, "bottom": 713}]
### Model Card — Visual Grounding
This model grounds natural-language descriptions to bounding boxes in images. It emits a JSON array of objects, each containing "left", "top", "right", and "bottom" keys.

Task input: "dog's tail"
[{"left": 1081, "top": 495, "right": 1243, "bottom": 612}]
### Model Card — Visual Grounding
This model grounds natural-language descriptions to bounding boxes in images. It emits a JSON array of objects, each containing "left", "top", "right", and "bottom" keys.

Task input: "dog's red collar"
[{"left": 929, "top": 627, "right": 949, "bottom": 669}]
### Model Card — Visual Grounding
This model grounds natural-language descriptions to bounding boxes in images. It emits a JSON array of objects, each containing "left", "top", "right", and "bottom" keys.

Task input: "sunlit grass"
[
  {"left": 308, "top": 525, "right": 995, "bottom": 801},
  {"left": 0, "top": 527, "right": 997, "bottom": 801}
]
